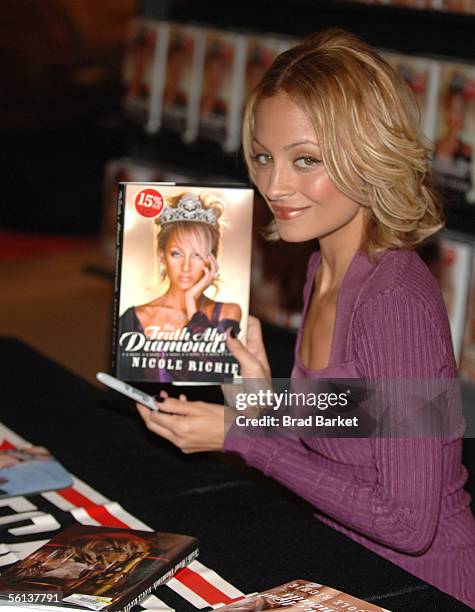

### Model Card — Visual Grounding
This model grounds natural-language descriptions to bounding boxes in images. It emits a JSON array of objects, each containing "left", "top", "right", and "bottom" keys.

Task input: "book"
[
  {"left": 113, "top": 182, "right": 254, "bottom": 385},
  {"left": 243, "top": 34, "right": 284, "bottom": 107},
  {"left": 122, "top": 18, "right": 168, "bottom": 132},
  {"left": 0, "top": 524, "right": 199, "bottom": 612},
  {"left": 460, "top": 248, "right": 475, "bottom": 380},
  {"left": 428, "top": 234, "right": 473, "bottom": 365},
  {"left": 433, "top": 61, "right": 475, "bottom": 201},
  {"left": 195, "top": 29, "right": 247, "bottom": 152},
  {"left": 101, "top": 158, "right": 165, "bottom": 270},
  {"left": 214, "top": 579, "right": 391, "bottom": 611},
  {"left": 0, "top": 448, "right": 72, "bottom": 499},
  {"left": 161, "top": 22, "right": 205, "bottom": 138},
  {"left": 381, "top": 51, "right": 439, "bottom": 140}
]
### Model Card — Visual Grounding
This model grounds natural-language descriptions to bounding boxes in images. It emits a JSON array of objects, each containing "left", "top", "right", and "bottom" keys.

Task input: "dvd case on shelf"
[
  {"left": 113, "top": 183, "right": 254, "bottom": 385},
  {"left": 433, "top": 61, "right": 475, "bottom": 200}
]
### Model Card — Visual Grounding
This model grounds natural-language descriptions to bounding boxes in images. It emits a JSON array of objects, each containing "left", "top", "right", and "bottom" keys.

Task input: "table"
[{"left": 0, "top": 338, "right": 471, "bottom": 611}]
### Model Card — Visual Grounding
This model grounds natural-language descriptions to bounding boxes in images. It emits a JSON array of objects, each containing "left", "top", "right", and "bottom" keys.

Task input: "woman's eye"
[
  {"left": 251, "top": 153, "right": 272, "bottom": 166},
  {"left": 294, "top": 156, "right": 321, "bottom": 169},
  {"left": 170, "top": 250, "right": 181, "bottom": 258},
  {"left": 192, "top": 253, "right": 203, "bottom": 261}
]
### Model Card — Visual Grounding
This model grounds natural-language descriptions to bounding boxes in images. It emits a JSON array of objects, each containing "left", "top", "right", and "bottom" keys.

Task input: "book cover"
[
  {"left": 215, "top": 579, "right": 390, "bottom": 611},
  {"left": 101, "top": 158, "right": 165, "bottom": 270},
  {"left": 0, "top": 525, "right": 199, "bottom": 612},
  {"left": 0, "top": 448, "right": 72, "bottom": 499},
  {"left": 381, "top": 51, "right": 439, "bottom": 140},
  {"left": 161, "top": 23, "right": 205, "bottom": 137},
  {"left": 243, "top": 35, "right": 283, "bottom": 106},
  {"left": 113, "top": 183, "right": 254, "bottom": 385},
  {"left": 431, "top": 235, "right": 473, "bottom": 364},
  {"left": 433, "top": 0, "right": 475, "bottom": 13},
  {"left": 391, "top": 0, "right": 432, "bottom": 7},
  {"left": 460, "top": 248, "right": 475, "bottom": 380},
  {"left": 122, "top": 18, "right": 168, "bottom": 132},
  {"left": 433, "top": 61, "right": 475, "bottom": 200},
  {"left": 197, "top": 29, "right": 246, "bottom": 152}
]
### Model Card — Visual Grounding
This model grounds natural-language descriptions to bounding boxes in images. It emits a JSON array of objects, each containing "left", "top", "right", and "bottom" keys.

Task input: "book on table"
[
  {"left": 0, "top": 448, "right": 73, "bottom": 499},
  {"left": 215, "top": 579, "right": 391, "bottom": 611},
  {"left": 0, "top": 524, "right": 199, "bottom": 612}
]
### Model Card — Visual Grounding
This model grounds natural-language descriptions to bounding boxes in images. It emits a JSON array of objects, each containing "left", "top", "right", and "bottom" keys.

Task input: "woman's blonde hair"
[
  {"left": 242, "top": 28, "right": 443, "bottom": 252},
  {"left": 155, "top": 193, "right": 224, "bottom": 289}
]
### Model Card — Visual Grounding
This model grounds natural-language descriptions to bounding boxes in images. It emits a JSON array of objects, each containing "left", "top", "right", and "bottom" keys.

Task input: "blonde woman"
[
  {"left": 118, "top": 192, "right": 241, "bottom": 382},
  {"left": 137, "top": 30, "right": 475, "bottom": 606}
]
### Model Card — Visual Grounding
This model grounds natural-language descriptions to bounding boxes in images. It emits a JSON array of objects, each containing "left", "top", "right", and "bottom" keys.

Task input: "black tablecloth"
[{"left": 0, "top": 338, "right": 471, "bottom": 611}]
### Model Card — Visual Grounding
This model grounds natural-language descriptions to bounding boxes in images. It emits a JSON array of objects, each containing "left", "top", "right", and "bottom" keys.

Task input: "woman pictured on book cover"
[
  {"left": 200, "top": 38, "right": 232, "bottom": 117},
  {"left": 118, "top": 192, "right": 241, "bottom": 383},
  {"left": 136, "top": 29, "right": 475, "bottom": 607},
  {"left": 163, "top": 30, "right": 191, "bottom": 109},
  {"left": 434, "top": 70, "right": 474, "bottom": 195},
  {"left": 125, "top": 22, "right": 156, "bottom": 104}
]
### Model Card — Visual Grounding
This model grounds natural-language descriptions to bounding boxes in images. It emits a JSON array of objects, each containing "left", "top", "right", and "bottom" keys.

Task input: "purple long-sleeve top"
[{"left": 224, "top": 248, "right": 475, "bottom": 608}]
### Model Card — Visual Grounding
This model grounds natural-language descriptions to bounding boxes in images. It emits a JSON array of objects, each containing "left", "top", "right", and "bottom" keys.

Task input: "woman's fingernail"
[{"left": 230, "top": 329, "right": 237, "bottom": 339}]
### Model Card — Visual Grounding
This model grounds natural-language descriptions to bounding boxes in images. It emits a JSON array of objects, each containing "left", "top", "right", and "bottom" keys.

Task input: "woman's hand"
[
  {"left": 225, "top": 315, "right": 271, "bottom": 380},
  {"left": 135, "top": 316, "right": 272, "bottom": 453},
  {"left": 222, "top": 316, "right": 272, "bottom": 414},
  {"left": 185, "top": 254, "right": 218, "bottom": 319},
  {"left": 136, "top": 391, "right": 232, "bottom": 453}
]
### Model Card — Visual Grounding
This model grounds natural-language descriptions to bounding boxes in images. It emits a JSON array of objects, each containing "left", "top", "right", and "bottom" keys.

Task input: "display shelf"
[
  {"left": 141, "top": 0, "right": 475, "bottom": 62},
  {"left": 105, "top": 116, "right": 247, "bottom": 180},
  {"left": 108, "top": 117, "right": 475, "bottom": 238}
]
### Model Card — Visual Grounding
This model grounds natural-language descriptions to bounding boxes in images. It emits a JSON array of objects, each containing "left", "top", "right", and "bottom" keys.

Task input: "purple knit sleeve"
[{"left": 224, "top": 290, "right": 458, "bottom": 554}]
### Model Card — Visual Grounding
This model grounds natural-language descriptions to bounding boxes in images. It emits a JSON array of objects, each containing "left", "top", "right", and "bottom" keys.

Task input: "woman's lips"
[{"left": 271, "top": 204, "right": 311, "bottom": 220}]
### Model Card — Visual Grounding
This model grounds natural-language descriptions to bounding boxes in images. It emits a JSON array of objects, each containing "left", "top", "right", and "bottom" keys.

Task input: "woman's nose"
[
  {"left": 182, "top": 256, "right": 191, "bottom": 271},
  {"left": 265, "top": 165, "right": 294, "bottom": 201}
]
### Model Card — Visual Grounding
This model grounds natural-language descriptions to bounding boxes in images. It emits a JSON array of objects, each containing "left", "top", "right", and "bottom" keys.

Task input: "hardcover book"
[
  {"left": 432, "top": 234, "right": 473, "bottom": 364},
  {"left": 381, "top": 51, "right": 439, "bottom": 140},
  {"left": 113, "top": 182, "right": 254, "bottom": 385},
  {"left": 0, "top": 448, "right": 72, "bottom": 499},
  {"left": 195, "top": 29, "right": 246, "bottom": 152},
  {"left": 460, "top": 248, "right": 475, "bottom": 380},
  {"left": 161, "top": 23, "right": 205, "bottom": 138},
  {"left": 243, "top": 35, "right": 284, "bottom": 108},
  {"left": 122, "top": 18, "right": 168, "bottom": 132},
  {"left": 0, "top": 524, "right": 199, "bottom": 612},
  {"left": 215, "top": 579, "right": 391, "bottom": 611},
  {"left": 101, "top": 158, "right": 165, "bottom": 269},
  {"left": 433, "top": 61, "right": 475, "bottom": 201}
]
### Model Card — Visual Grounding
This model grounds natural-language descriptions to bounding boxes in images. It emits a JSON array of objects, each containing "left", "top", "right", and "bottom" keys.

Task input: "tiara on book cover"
[{"left": 160, "top": 193, "right": 218, "bottom": 226}]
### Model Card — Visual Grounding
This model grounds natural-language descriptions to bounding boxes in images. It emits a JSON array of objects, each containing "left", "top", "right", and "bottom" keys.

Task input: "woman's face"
[
  {"left": 251, "top": 94, "right": 364, "bottom": 244},
  {"left": 161, "top": 232, "right": 208, "bottom": 291},
  {"left": 446, "top": 92, "right": 466, "bottom": 131}
]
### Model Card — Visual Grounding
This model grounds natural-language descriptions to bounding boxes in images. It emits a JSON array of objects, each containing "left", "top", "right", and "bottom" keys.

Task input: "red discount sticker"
[{"left": 135, "top": 188, "right": 163, "bottom": 218}]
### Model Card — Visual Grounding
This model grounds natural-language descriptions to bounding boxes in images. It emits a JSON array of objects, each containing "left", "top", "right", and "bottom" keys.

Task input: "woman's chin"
[{"left": 277, "top": 225, "right": 319, "bottom": 243}]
